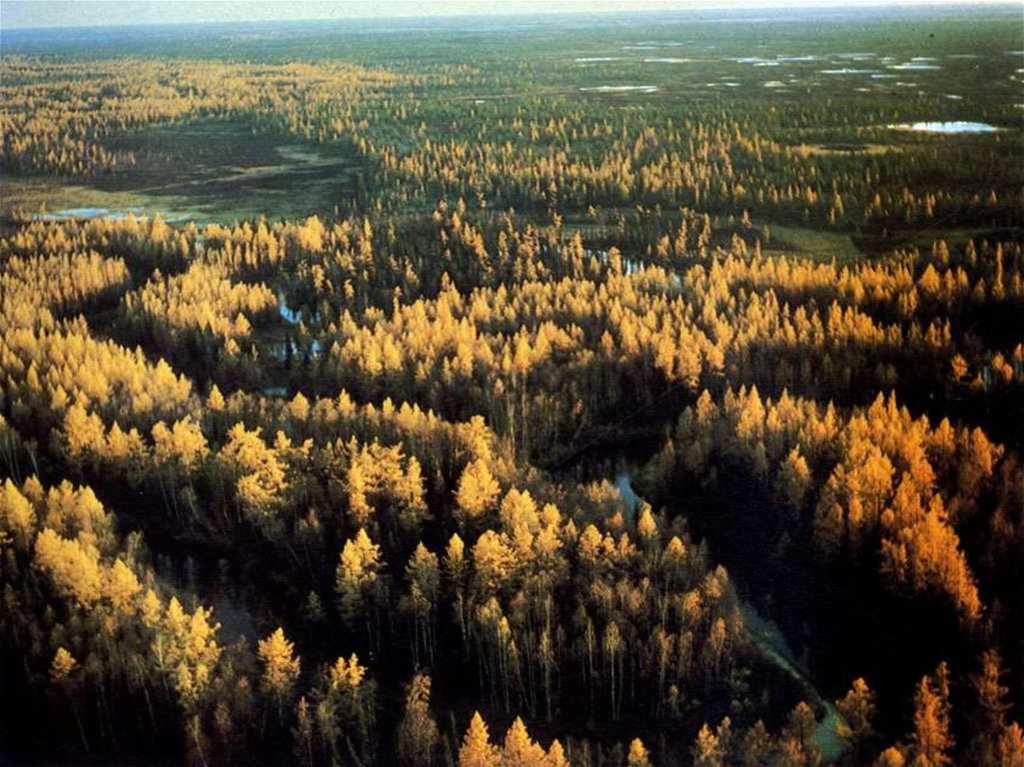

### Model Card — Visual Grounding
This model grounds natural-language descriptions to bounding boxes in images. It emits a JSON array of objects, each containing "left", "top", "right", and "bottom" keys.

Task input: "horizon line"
[{"left": 2, "top": 0, "right": 1020, "bottom": 32}]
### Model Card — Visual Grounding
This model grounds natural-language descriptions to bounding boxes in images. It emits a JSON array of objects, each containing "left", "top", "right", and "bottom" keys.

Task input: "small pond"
[
  {"left": 33, "top": 206, "right": 192, "bottom": 222},
  {"left": 154, "top": 552, "right": 256, "bottom": 643},
  {"left": 887, "top": 121, "right": 1002, "bottom": 134}
]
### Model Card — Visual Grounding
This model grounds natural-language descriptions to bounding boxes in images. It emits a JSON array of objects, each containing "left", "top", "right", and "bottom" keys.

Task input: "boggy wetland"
[{"left": 0, "top": 4, "right": 1023, "bottom": 767}]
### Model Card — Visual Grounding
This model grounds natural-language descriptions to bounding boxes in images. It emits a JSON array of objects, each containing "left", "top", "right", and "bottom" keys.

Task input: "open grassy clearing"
[
  {"left": 763, "top": 223, "right": 863, "bottom": 264},
  {"left": 2, "top": 120, "right": 362, "bottom": 224}
]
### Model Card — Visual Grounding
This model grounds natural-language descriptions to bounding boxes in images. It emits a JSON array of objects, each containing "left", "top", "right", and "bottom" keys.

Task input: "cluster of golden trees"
[
  {"left": 2, "top": 316, "right": 194, "bottom": 430},
  {"left": 297, "top": 206, "right": 1020, "bottom": 456},
  {"left": 868, "top": 658, "right": 1024, "bottom": 767},
  {"left": 0, "top": 250, "right": 129, "bottom": 332},
  {"left": 125, "top": 261, "right": 277, "bottom": 348},
  {"left": 0, "top": 471, "right": 386, "bottom": 765},
  {"left": 1, "top": 215, "right": 194, "bottom": 273},
  {"left": 658, "top": 387, "right": 1010, "bottom": 622}
]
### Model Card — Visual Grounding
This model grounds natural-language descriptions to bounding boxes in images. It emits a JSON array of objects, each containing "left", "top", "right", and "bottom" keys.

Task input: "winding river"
[{"left": 614, "top": 471, "right": 845, "bottom": 761}]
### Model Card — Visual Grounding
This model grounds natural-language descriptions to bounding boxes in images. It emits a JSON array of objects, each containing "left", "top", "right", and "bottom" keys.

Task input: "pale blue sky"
[{"left": 1, "top": 0, "right": 1017, "bottom": 29}]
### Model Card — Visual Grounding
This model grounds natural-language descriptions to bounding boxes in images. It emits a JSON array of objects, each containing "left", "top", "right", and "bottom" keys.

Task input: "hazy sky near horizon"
[{"left": 2, "top": 0, "right": 1018, "bottom": 30}]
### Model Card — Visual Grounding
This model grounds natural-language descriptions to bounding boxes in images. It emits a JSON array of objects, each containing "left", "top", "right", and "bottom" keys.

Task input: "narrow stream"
[
  {"left": 613, "top": 472, "right": 846, "bottom": 761},
  {"left": 739, "top": 603, "right": 845, "bottom": 761}
]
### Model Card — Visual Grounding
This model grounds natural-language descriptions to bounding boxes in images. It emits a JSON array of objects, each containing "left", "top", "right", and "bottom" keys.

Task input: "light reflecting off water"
[
  {"left": 580, "top": 84, "right": 659, "bottom": 93},
  {"left": 888, "top": 63, "right": 942, "bottom": 71},
  {"left": 888, "top": 121, "right": 1002, "bottom": 134},
  {"left": 33, "top": 206, "right": 191, "bottom": 222}
]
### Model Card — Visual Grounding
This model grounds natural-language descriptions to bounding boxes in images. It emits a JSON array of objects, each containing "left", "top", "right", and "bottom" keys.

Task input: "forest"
[{"left": 0, "top": 5, "right": 1022, "bottom": 766}]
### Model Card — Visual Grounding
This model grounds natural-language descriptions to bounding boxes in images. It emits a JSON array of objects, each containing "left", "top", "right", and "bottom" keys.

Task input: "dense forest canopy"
[{"left": 1, "top": 5, "right": 1022, "bottom": 767}]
